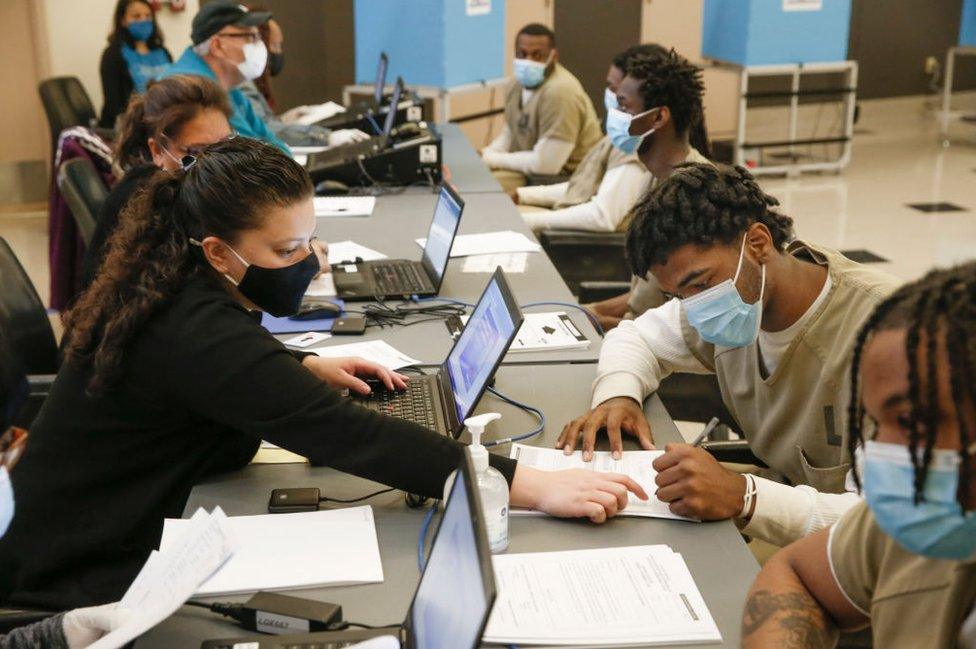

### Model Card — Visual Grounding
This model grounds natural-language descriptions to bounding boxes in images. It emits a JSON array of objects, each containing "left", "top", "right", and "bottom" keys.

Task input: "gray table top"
[
  {"left": 135, "top": 364, "right": 758, "bottom": 649},
  {"left": 308, "top": 190, "right": 601, "bottom": 364},
  {"left": 437, "top": 123, "right": 505, "bottom": 194}
]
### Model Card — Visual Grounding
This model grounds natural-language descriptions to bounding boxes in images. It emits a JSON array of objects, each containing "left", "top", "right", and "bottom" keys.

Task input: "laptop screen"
[
  {"left": 445, "top": 270, "right": 520, "bottom": 425},
  {"left": 420, "top": 186, "right": 464, "bottom": 289},
  {"left": 373, "top": 52, "right": 388, "bottom": 105},
  {"left": 408, "top": 455, "right": 494, "bottom": 649}
]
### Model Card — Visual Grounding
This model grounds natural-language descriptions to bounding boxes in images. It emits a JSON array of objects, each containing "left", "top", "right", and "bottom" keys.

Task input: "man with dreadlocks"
[
  {"left": 741, "top": 263, "right": 976, "bottom": 648},
  {"left": 559, "top": 163, "right": 901, "bottom": 548}
]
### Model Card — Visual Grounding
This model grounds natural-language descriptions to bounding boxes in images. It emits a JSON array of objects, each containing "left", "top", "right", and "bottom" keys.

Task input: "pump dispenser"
[{"left": 464, "top": 412, "right": 509, "bottom": 553}]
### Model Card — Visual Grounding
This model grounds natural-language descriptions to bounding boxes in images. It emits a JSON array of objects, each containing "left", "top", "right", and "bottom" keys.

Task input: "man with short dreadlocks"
[
  {"left": 742, "top": 262, "right": 976, "bottom": 648},
  {"left": 559, "top": 163, "right": 901, "bottom": 548}
]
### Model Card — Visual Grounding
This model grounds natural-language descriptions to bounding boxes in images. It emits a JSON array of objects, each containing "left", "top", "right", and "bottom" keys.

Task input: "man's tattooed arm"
[{"left": 742, "top": 589, "right": 834, "bottom": 648}]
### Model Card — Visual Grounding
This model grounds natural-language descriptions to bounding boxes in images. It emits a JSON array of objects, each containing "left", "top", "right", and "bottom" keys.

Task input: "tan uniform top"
[
  {"left": 682, "top": 243, "right": 898, "bottom": 492},
  {"left": 503, "top": 62, "right": 602, "bottom": 175},
  {"left": 553, "top": 136, "right": 642, "bottom": 211},
  {"left": 830, "top": 501, "right": 976, "bottom": 648},
  {"left": 625, "top": 147, "right": 712, "bottom": 316}
]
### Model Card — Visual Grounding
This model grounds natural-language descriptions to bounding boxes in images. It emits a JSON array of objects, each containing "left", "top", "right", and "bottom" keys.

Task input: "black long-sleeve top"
[
  {"left": 0, "top": 272, "right": 516, "bottom": 610},
  {"left": 98, "top": 43, "right": 172, "bottom": 129}
]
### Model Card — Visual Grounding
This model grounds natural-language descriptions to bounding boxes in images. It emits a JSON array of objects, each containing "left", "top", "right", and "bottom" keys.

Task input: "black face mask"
[
  {"left": 268, "top": 52, "right": 285, "bottom": 77},
  {"left": 224, "top": 243, "right": 319, "bottom": 317}
]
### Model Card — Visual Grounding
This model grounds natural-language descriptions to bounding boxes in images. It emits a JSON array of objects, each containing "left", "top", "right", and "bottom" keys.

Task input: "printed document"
[
  {"left": 314, "top": 196, "right": 376, "bottom": 218},
  {"left": 312, "top": 340, "right": 422, "bottom": 370},
  {"left": 416, "top": 230, "right": 541, "bottom": 257},
  {"left": 329, "top": 240, "right": 388, "bottom": 263}
]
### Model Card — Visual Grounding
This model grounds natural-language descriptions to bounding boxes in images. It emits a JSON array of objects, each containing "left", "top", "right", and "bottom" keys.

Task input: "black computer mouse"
[
  {"left": 315, "top": 179, "right": 351, "bottom": 196},
  {"left": 290, "top": 301, "right": 343, "bottom": 320}
]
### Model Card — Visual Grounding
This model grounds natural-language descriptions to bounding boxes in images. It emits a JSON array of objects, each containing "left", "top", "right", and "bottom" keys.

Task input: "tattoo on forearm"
[{"left": 742, "top": 589, "right": 832, "bottom": 648}]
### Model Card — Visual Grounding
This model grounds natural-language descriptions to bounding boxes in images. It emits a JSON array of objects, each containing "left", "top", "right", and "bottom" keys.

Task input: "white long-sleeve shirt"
[
  {"left": 482, "top": 124, "right": 576, "bottom": 176},
  {"left": 591, "top": 276, "right": 860, "bottom": 547},
  {"left": 516, "top": 163, "right": 649, "bottom": 232}
]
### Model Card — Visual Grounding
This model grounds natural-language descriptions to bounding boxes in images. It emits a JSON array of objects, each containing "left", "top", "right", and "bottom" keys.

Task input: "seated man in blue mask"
[
  {"left": 742, "top": 263, "right": 976, "bottom": 648},
  {"left": 160, "top": 0, "right": 288, "bottom": 152},
  {"left": 559, "top": 163, "right": 902, "bottom": 549}
]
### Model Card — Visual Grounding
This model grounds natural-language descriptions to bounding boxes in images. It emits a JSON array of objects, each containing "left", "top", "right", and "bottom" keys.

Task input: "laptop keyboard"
[
  {"left": 358, "top": 379, "right": 438, "bottom": 430},
  {"left": 371, "top": 261, "right": 430, "bottom": 295}
]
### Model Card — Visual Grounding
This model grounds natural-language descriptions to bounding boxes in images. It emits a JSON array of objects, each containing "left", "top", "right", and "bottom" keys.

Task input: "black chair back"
[
  {"left": 58, "top": 159, "right": 109, "bottom": 247},
  {"left": 537, "top": 230, "right": 630, "bottom": 295},
  {"left": 0, "top": 238, "right": 59, "bottom": 375},
  {"left": 38, "top": 76, "right": 97, "bottom": 156}
]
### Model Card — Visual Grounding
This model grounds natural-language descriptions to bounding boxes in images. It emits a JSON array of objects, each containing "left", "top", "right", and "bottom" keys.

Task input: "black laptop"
[
  {"left": 353, "top": 268, "right": 522, "bottom": 437},
  {"left": 310, "top": 79, "right": 403, "bottom": 168},
  {"left": 331, "top": 184, "right": 463, "bottom": 301},
  {"left": 200, "top": 452, "right": 497, "bottom": 649}
]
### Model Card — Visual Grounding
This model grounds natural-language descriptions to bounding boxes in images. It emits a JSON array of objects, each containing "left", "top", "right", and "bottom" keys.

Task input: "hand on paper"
[
  {"left": 328, "top": 129, "right": 371, "bottom": 147},
  {"left": 302, "top": 355, "right": 408, "bottom": 395},
  {"left": 652, "top": 444, "right": 747, "bottom": 520},
  {"left": 62, "top": 602, "right": 132, "bottom": 648},
  {"left": 510, "top": 465, "right": 648, "bottom": 523},
  {"left": 557, "top": 396, "right": 655, "bottom": 461},
  {"left": 311, "top": 239, "right": 330, "bottom": 278}
]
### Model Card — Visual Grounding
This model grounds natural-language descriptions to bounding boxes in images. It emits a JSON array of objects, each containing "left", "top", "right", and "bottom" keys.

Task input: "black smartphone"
[{"left": 331, "top": 315, "right": 367, "bottom": 335}]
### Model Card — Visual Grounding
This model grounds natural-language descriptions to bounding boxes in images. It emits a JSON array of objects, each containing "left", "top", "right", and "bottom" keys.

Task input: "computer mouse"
[
  {"left": 315, "top": 179, "right": 351, "bottom": 196},
  {"left": 290, "top": 301, "right": 343, "bottom": 320}
]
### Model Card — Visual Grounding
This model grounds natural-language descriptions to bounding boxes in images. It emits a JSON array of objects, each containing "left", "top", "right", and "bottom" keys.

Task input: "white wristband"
[{"left": 740, "top": 474, "right": 758, "bottom": 520}]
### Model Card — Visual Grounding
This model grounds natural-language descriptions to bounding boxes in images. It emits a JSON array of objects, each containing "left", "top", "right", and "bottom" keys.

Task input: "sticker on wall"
[
  {"left": 466, "top": 0, "right": 491, "bottom": 16},
  {"left": 783, "top": 0, "right": 822, "bottom": 11}
]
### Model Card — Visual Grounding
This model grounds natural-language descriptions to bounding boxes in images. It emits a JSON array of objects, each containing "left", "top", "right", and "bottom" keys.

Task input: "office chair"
[
  {"left": 537, "top": 230, "right": 630, "bottom": 295},
  {"left": 58, "top": 159, "right": 109, "bottom": 247},
  {"left": 0, "top": 238, "right": 58, "bottom": 426},
  {"left": 38, "top": 76, "right": 99, "bottom": 157}
]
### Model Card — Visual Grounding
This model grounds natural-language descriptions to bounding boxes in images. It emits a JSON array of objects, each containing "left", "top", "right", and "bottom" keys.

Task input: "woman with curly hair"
[
  {"left": 0, "top": 137, "right": 644, "bottom": 611},
  {"left": 560, "top": 162, "right": 901, "bottom": 549}
]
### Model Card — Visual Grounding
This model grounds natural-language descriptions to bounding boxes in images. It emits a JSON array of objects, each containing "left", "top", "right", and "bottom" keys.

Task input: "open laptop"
[
  {"left": 200, "top": 452, "right": 497, "bottom": 649},
  {"left": 331, "top": 184, "right": 463, "bottom": 300},
  {"left": 310, "top": 79, "right": 404, "bottom": 168},
  {"left": 354, "top": 268, "right": 522, "bottom": 437}
]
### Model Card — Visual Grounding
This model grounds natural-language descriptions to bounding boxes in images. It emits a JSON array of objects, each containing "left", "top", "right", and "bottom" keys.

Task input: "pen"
[{"left": 691, "top": 417, "right": 720, "bottom": 448}]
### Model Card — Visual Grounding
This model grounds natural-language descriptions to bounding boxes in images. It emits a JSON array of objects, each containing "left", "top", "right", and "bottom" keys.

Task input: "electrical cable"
[
  {"left": 365, "top": 113, "right": 383, "bottom": 135},
  {"left": 482, "top": 386, "right": 545, "bottom": 448},
  {"left": 411, "top": 294, "right": 476, "bottom": 309},
  {"left": 417, "top": 501, "right": 439, "bottom": 571},
  {"left": 519, "top": 300, "right": 604, "bottom": 336},
  {"left": 319, "top": 487, "right": 395, "bottom": 504}
]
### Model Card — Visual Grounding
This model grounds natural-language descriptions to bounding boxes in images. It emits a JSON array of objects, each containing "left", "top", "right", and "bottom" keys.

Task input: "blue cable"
[
  {"left": 483, "top": 386, "right": 545, "bottom": 448},
  {"left": 519, "top": 301, "right": 604, "bottom": 336},
  {"left": 417, "top": 501, "right": 439, "bottom": 571},
  {"left": 365, "top": 113, "right": 383, "bottom": 135}
]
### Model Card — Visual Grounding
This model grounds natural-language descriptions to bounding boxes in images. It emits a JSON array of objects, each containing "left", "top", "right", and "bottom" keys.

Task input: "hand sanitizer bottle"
[{"left": 464, "top": 412, "right": 509, "bottom": 553}]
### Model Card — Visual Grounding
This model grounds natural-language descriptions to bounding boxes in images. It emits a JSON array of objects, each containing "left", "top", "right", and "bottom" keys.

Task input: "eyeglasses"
[
  {"left": 217, "top": 31, "right": 261, "bottom": 44},
  {"left": 0, "top": 426, "right": 27, "bottom": 471}
]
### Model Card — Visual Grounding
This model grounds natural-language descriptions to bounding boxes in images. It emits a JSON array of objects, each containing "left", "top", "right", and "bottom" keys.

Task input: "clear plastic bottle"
[{"left": 464, "top": 412, "right": 509, "bottom": 553}]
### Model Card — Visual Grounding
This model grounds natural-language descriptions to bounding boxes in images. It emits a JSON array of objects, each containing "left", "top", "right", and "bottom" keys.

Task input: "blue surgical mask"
[
  {"left": 513, "top": 56, "right": 548, "bottom": 89},
  {"left": 606, "top": 106, "right": 658, "bottom": 154},
  {"left": 604, "top": 88, "right": 618, "bottom": 113},
  {"left": 127, "top": 19, "right": 154, "bottom": 43},
  {"left": 861, "top": 440, "right": 976, "bottom": 560},
  {"left": 0, "top": 467, "right": 13, "bottom": 538},
  {"left": 681, "top": 237, "right": 765, "bottom": 348}
]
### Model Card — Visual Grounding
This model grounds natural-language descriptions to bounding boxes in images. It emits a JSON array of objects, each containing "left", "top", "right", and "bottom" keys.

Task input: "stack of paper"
[
  {"left": 462, "top": 252, "right": 528, "bottom": 274},
  {"left": 314, "top": 196, "right": 376, "bottom": 218},
  {"left": 159, "top": 506, "right": 384, "bottom": 596},
  {"left": 415, "top": 230, "right": 541, "bottom": 257},
  {"left": 312, "top": 340, "right": 422, "bottom": 370},
  {"left": 462, "top": 312, "right": 588, "bottom": 352},
  {"left": 88, "top": 508, "right": 237, "bottom": 649},
  {"left": 484, "top": 545, "right": 722, "bottom": 646},
  {"left": 329, "top": 240, "right": 388, "bottom": 263},
  {"left": 280, "top": 101, "right": 347, "bottom": 126},
  {"left": 508, "top": 444, "right": 697, "bottom": 521}
]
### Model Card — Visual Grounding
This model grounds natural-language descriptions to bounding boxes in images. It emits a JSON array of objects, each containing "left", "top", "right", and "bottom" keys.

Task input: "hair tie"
[{"left": 181, "top": 154, "right": 197, "bottom": 171}]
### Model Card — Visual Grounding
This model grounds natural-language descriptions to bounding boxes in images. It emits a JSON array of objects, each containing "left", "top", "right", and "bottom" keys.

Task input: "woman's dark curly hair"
[
  {"left": 847, "top": 262, "right": 976, "bottom": 509},
  {"left": 64, "top": 137, "right": 313, "bottom": 396},
  {"left": 625, "top": 163, "right": 794, "bottom": 277}
]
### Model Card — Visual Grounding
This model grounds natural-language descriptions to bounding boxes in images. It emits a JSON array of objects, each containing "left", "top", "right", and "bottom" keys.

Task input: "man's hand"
[
  {"left": 557, "top": 396, "right": 654, "bottom": 461},
  {"left": 584, "top": 305, "right": 622, "bottom": 332},
  {"left": 302, "top": 356, "right": 408, "bottom": 395},
  {"left": 328, "top": 129, "right": 371, "bottom": 147},
  {"left": 510, "top": 465, "right": 648, "bottom": 523},
  {"left": 62, "top": 603, "right": 132, "bottom": 648},
  {"left": 653, "top": 443, "right": 747, "bottom": 520}
]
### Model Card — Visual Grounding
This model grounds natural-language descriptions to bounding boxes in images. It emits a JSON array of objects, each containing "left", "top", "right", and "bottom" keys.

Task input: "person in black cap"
[{"left": 159, "top": 0, "right": 289, "bottom": 152}]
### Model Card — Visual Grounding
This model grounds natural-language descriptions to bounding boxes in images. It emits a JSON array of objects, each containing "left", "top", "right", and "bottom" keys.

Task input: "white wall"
[{"left": 35, "top": 0, "right": 199, "bottom": 111}]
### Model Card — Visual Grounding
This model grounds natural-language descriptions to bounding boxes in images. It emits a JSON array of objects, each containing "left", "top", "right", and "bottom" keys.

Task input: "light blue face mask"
[
  {"left": 861, "top": 440, "right": 976, "bottom": 560},
  {"left": 681, "top": 237, "right": 765, "bottom": 348},
  {"left": 604, "top": 88, "right": 618, "bottom": 113},
  {"left": 513, "top": 56, "right": 549, "bottom": 89},
  {"left": 0, "top": 467, "right": 13, "bottom": 538},
  {"left": 127, "top": 19, "right": 154, "bottom": 43},
  {"left": 605, "top": 106, "right": 658, "bottom": 154}
]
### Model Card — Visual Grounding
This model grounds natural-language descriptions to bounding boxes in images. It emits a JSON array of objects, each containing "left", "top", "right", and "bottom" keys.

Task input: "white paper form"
[
  {"left": 281, "top": 101, "right": 347, "bottom": 126},
  {"left": 460, "top": 312, "right": 589, "bottom": 352},
  {"left": 461, "top": 252, "right": 528, "bottom": 274},
  {"left": 328, "top": 240, "right": 388, "bottom": 263},
  {"left": 484, "top": 545, "right": 722, "bottom": 646},
  {"left": 314, "top": 196, "right": 376, "bottom": 218},
  {"left": 508, "top": 444, "right": 697, "bottom": 522},
  {"left": 160, "top": 506, "right": 383, "bottom": 597},
  {"left": 416, "top": 230, "right": 541, "bottom": 257},
  {"left": 87, "top": 508, "right": 237, "bottom": 649},
  {"left": 311, "top": 340, "right": 422, "bottom": 370},
  {"left": 305, "top": 273, "right": 338, "bottom": 297}
]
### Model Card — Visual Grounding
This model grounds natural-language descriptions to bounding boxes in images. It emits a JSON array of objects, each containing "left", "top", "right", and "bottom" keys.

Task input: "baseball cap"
[{"left": 191, "top": 1, "right": 272, "bottom": 45}]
